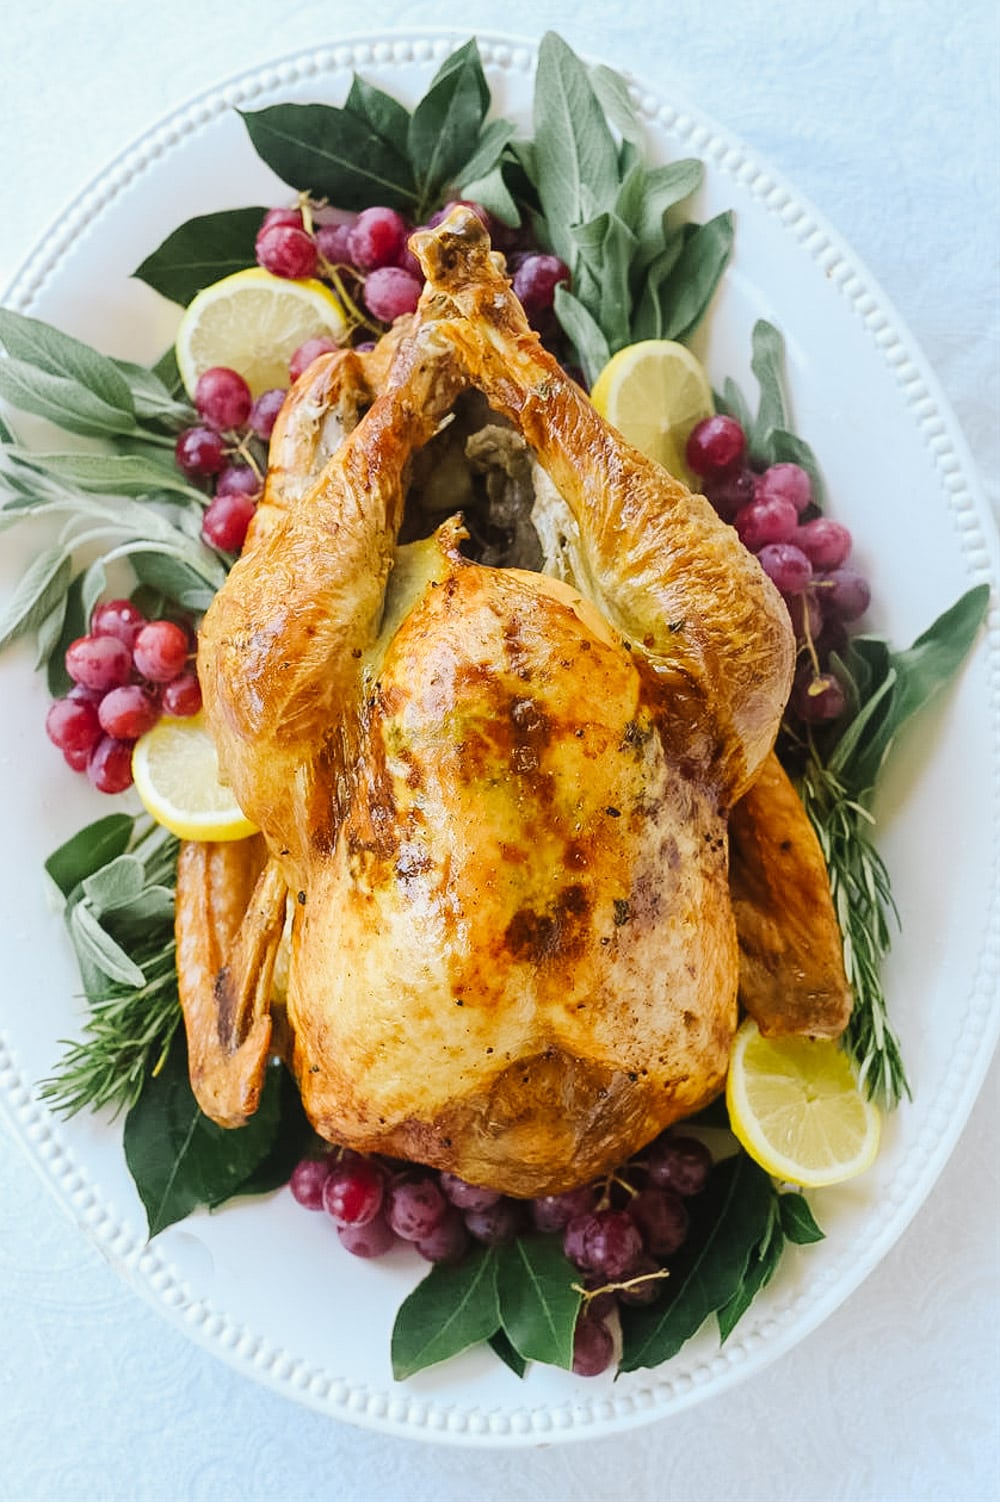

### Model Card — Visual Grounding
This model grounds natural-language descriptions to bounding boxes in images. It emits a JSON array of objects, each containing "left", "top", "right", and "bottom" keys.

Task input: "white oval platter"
[{"left": 0, "top": 29, "right": 997, "bottom": 1448}]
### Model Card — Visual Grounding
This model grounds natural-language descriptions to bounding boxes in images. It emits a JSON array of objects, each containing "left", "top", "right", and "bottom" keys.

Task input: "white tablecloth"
[{"left": 1, "top": 3, "right": 997, "bottom": 1498}]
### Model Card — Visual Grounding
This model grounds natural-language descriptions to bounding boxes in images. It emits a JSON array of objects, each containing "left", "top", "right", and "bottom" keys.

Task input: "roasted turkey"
[{"left": 176, "top": 207, "right": 849, "bottom": 1197}]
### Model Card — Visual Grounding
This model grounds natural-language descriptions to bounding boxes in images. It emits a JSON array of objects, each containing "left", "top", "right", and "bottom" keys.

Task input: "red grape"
[
  {"left": 348, "top": 207, "right": 409, "bottom": 271},
  {"left": 322, "top": 1155, "right": 385, "bottom": 1227},
  {"left": 645, "top": 1136, "right": 712, "bottom": 1196},
  {"left": 337, "top": 1209, "right": 397, "bottom": 1259},
  {"left": 175, "top": 425, "right": 226, "bottom": 478},
  {"left": 512, "top": 253, "right": 571, "bottom": 323},
  {"left": 256, "top": 224, "right": 318, "bottom": 280},
  {"left": 439, "top": 1172, "right": 502, "bottom": 1212},
  {"left": 162, "top": 672, "right": 202, "bottom": 718},
  {"left": 87, "top": 735, "right": 135, "bottom": 794},
  {"left": 704, "top": 465, "right": 755, "bottom": 520},
  {"left": 65, "top": 634, "right": 132, "bottom": 693},
  {"left": 797, "top": 517, "right": 853, "bottom": 570},
  {"left": 289, "top": 1156, "right": 331, "bottom": 1210},
  {"left": 132, "top": 620, "right": 189, "bottom": 682},
  {"left": 630, "top": 1186, "right": 689, "bottom": 1256},
  {"left": 215, "top": 464, "right": 262, "bottom": 499},
  {"left": 363, "top": 267, "right": 422, "bottom": 322},
  {"left": 248, "top": 388, "right": 287, "bottom": 441},
  {"left": 463, "top": 1198, "right": 523, "bottom": 1246},
  {"left": 572, "top": 1313, "right": 615, "bottom": 1377},
  {"left": 756, "top": 462, "right": 812, "bottom": 514},
  {"left": 201, "top": 491, "right": 256, "bottom": 554},
  {"left": 90, "top": 598, "right": 146, "bottom": 648},
  {"left": 98, "top": 685, "right": 160, "bottom": 740},
  {"left": 45, "top": 697, "right": 102, "bottom": 755},
  {"left": 531, "top": 1184, "right": 597, "bottom": 1233},
  {"left": 817, "top": 565, "right": 871, "bottom": 621},
  {"left": 414, "top": 1207, "right": 471, "bottom": 1264},
  {"left": 194, "top": 366, "right": 252, "bottom": 430},
  {"left": 386, "top": 1176, "right": 447, "bottom": 1241},
  {"left": 757, "top": 541, "right": 813, "bottom": 594},
  {"left": 685, "top": 414, "right": 746, "bottom": 477},
  {"left": 288, "top": 336, "right": 340, "bottom": 383},
  {"left": 791, "top": 668, "right": 848, "bottom": 723},
  {"left": 315, "top": 222, "right": 355, "bottom": 266},
  {"left": 734, "top": 496, "right": 799, "bottom": 551}
]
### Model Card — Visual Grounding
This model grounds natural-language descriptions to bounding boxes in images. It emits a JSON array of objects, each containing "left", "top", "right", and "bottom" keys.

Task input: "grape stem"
[{"left": 574, "top": 1267, "right": 671, "bottom": 1302}]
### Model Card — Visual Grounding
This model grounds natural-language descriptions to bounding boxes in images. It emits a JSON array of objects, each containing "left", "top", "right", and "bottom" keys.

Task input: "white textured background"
[{"left": 1, "top": 2, "right": 998, "bottom": 1499}]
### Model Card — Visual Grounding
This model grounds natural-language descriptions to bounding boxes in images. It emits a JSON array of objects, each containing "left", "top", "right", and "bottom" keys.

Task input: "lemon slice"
[
  {"left": 131, "top": 714, "right": 258, "bottom": 842},
  {"left": 175, "top": 267, "right": 348, "bottom": 398},
  {"left": 589, "top": 339, "right": 714, "bottom": 486},
  {"left": 726, "top": 1018, "right": 881, "bottom": 1188}
]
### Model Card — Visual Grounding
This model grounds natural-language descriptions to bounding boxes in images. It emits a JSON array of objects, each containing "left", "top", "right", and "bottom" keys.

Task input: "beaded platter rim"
[{"left": 0, "top": 28, "right": 997, "bottom": 1448}]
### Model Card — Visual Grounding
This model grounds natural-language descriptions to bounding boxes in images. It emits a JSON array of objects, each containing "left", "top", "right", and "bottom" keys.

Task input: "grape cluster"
[
  {"left": 685, "top": 415, "right": 871, "bottom": 724},
  {"left": 254, "top": 198, "right": 570, "bottom": 339},
  {"left": 45, "top": 602, "right": 200, "bottom": 793},
  {"left": 290, "top": 1131, "right": 713, "bottom": 1378}
]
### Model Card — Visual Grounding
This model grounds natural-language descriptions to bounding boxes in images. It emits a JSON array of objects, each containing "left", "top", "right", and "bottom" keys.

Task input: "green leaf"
[
  {"left": 0, "top": 308, "right": 135, "bottom": 414},
  {"left": 619, "top": 1153, "right": 775, "bottom": 1371},
  {"left": 749, "top": 319, "right": 789, "bottom": 452},
  {"left": 128, "top": 550, "right": 219, "bottom": 612},
  {"left": 658, "top": 211, "right": 735, "bottom": 343},
  {"left": 457, "top": 117, "right": 519, "bottom": 192},
  {"left": 632, "top": 160, "right": 704, "bottom": 274},
  {"left": 208, "top": 1061, "right": 314, "bottom": 1205},
  {"left": 81, "top": 854, "right": 147, "bottom": 916},
  {"left": 69, "top": 901, "right": 147, "bottom": 989},
  {"left": 778, "top": 1192, "right": 825, "bottom": 1245},
  {"left": 8, "top": 448, "right": 204, "bottom": 499},
  {"left": 716, "top": 1200, "right": 784, "bottom": 1343},
  {"left": 460, "top": 163, "right": 520, "bottom": 228},
  {"left": 46, "top": 571, "right": 87, "bottom": 697},
  {"left": 391, "top": 1245, "right": 500, "bottom": 1380},
  {"left": 151, "top": 345, "right": 186, "bottom": 400},
  {"left": 0, "top": 410, "right": 16, "bottom": 444},
  {"left": 631, "top": 227, "right": 688, "bottom": 342},
  {"left": 344, "top": 73, "right": 411, "bottom": 157},
  {"left": 496, "top": 1235, "right": 582, "bottom": 1369},
  {"left": 242, "top": 104, "right": 417, "bottom": 213},
  {"left": 553, "top": 283, "right": 610, "bottom": 387},
  {"left": 123, "top": 1036, "right": 285, "bottom": 1238},
  {"left": 487, "top": 1328, "right": 528, "bottom": 1378},
  {"left": 45, "top": 813, "right": 136, "bottom": 898},
  {"left": 133, "top": 207, "right": 267, "bottom": 307},
  {"left": 532, "top": 32, "right": 620, "bottom": 269},
  {"left": 0, "top": 545, "right": 71, "bottom": 651},
  {"left": 408, "top": 40, "right": 490, "bottom": 213},
  {"left": 110, "top": 357, "right": 192, "bottom": 425},
  {"left": 614, "top": 159, "right": 648, "bottom": 236},
  {"left": 0, "top": 360, "right": 137, "bottom": 438},
  {"left": 588, "top": 62, "right": 642, "bottom": 141},
  {"left": 714, "top": 376, "right": 753, "bottom": 434},
  {"left": 34, "top": 592, "right": 69, "bottom": 670}
]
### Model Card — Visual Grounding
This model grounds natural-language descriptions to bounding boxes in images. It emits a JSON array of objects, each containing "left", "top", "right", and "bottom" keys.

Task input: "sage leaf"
[
  {"left": 344, "top": 73, "right": 411, "bottom": 157},
  {"left": 46, "top": 571, "right": 87, "bottom": 697},
  {"left": 533, "top": 31, "right": 619, "bottom": 269},
  {"left": 589, "top": 62, "right": 642, "bottom": 142},
  {"left": 34, "top": 592, "right": 69, "bottom": 670},
  {"left": 496, "top": 1235, "right": 581, "bottom": 1369},
  {"left": 79, "top": 559, "right": 108, "bottom": 633},
  {"left": 778, "top": 1192, "right": 825, "bottom": 1245},
  {"left": 391, "top": 1244, "right": 500, "bottom": 1380},
  {"left": 0, "top": 545, "right": 71, "bottom": 651},
  {"left": 631, "top": 227, "right": 688, "bottom": 343},
  {"left": 0, "top": 360, "right": 137, "bottom": 438},
  {"left": 128, "top": 550, "right": 220, "bottom": 612},
  {"left": 81, "top": 854, "right": 146, "bottom": 916},
  {"left": 618, "top": 1152, "right": 774, "bottom": 1372},
  {"left": 109, "top": 357, "right": 192, "bottom": 424},
  {"left": 133, "top": 207, "right": 266, "bottom": 307},
  {"left": 658, "top": 211, "right": 735, "bottom": 344},
  {"left": 8, "top": 448, "right": 204, "bottom": 499},
  {"left": 714, "top": 376, "right": 752, "bottom": 435},
  {"left": 488, "top": 1328, "right": 528, "bottom": 1378},
  {"left": 241, "top": 104, "right": 417, "bottom": 213},
  {"left": 151, "top": 345, "right": 186, "bottom": 400},
  {"left": 70, "top": 902, "right": 147, "bottom": 989},
  {"left": 632, "top": 160, "right": 704, "bottom": 276},
  {"left": 408, "top": 40, "right": 489, "bottom": 213},
  {"left": 554, "top": 284, "right": 610, "bottom": 387},
  {"left": 45, "top": 813, "right": 136, "bottom": 898},
  {"left": 0, "top": 308, "right": 134, "bottom": 414},
  {"left": 0, "top": 410, "right": 15, "bottom": 444},
  {"left": 124, "top": 1038, "right": 285, "bottom": 1238},
  {"left": 749, "top": 319, "right": 790, "bottom": 450}
]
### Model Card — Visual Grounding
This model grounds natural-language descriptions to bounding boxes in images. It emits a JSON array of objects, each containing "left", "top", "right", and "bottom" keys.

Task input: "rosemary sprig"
[{"left": 797, "top": 751, "right": 908, "bottom": 1107}]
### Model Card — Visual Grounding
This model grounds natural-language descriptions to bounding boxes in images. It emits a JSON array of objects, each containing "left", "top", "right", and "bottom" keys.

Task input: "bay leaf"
[
  {"left": 45, "top": 813, "right": 136, "bottom": 898},
  {"left": 133, "top": 207, "right": 267, "bottom": 307},
  {"left": 241, "top": 104, "right": 417, "bottom": 213},
  {"left": 391, "top": 1245, "right": 500, "bottom": 1380},
  {"left": 496, "top": 1234, "right": 581, "bottom": 1369}
]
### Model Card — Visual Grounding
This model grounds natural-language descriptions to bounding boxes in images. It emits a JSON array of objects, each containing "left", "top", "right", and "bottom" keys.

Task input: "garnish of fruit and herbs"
[{"left": 0, "top": 35, "right": 987, "bottom": 1382}]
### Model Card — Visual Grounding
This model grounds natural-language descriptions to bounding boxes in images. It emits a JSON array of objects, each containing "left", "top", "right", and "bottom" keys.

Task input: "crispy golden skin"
[
  {"left": 728, "top": 751, "right": 851, "bottom": 1038},
  {"left": 180, "top": 208, "right": 812, "bottom": 1195}
]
